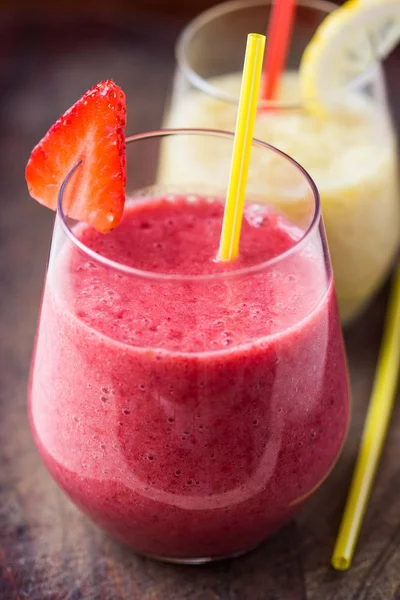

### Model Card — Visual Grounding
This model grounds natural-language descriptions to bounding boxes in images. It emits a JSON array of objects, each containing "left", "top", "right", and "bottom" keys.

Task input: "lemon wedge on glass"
[{"left": 299, "top": 0, "right": 400, "bottom": 110}]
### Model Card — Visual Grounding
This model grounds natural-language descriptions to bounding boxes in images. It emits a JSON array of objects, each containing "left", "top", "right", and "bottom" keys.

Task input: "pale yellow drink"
[{"left": 161, "top": 72, "right": 400, "bottom": 323}]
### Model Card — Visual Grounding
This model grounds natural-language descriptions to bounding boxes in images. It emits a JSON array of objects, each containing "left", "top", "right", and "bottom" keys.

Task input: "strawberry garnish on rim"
[{"left": 25, "top": 80, "right": 126, "bottom": 233}]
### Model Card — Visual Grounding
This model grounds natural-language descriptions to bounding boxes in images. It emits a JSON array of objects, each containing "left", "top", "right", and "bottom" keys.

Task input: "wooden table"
[{"left": 0, "top": 11, "right": 399, "bottom": 600}]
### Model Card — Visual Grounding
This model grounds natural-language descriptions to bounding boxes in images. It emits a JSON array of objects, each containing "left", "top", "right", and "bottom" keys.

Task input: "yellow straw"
[
  {"left": 332, "top": 265, "right": 400, "bottom": 571},
  {"left": 217, "top": 33, "right": 266, "bottom": 262}
]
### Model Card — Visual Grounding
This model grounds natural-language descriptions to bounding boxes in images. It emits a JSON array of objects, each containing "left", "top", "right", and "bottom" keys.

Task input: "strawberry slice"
[{"left": 26, "top": 80, "right": 126, "bottom": 233}]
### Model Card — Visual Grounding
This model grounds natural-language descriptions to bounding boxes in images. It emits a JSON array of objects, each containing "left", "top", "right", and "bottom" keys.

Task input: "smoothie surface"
[{"left": 63, "top": 195, "right": 324, "bottom": 352}]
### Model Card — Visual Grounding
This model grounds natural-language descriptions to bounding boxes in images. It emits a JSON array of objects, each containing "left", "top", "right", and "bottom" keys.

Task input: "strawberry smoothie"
[{"left": 30, "top": 195, "right": 349, "bottom": 561}]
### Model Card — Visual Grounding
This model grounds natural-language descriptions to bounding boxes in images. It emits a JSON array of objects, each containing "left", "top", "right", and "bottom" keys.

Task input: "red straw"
[{"left": 261, "top": 0, "right": 296, "bottom": 102}]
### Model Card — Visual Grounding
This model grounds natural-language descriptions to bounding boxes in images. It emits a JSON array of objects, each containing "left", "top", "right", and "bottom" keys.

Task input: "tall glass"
[
  {"left": 162, "top": 0, "right": 400, "bottom": 324},
  {"left": 29, "top": 130, "right": 349, "bottom": 564}
]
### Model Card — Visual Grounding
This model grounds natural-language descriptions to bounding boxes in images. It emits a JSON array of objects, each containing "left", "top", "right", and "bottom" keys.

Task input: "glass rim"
[
  {"left": 175, "top": 0, "right": 380, "bottom": 110},
  {"left": 57, "top": 128, "right": 321, "bottom": 282}
]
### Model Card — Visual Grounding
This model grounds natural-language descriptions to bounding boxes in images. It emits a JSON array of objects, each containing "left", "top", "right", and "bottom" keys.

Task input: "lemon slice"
[{"left": 300, "top": 0, "right": 400, "bottom": 109}]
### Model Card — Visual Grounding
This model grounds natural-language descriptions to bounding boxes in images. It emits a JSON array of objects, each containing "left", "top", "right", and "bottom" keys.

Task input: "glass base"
[{"left": 139, "top": 544, "right": 259, "bottom": 565}]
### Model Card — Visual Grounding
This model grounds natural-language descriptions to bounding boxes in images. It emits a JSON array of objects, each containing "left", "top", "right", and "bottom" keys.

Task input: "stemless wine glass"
[
  {"left": 162, "top": 0, "right": 400, "bottom": 324},
  {"left": 29, "top": 129, "right": 349, "bottom": 564}
]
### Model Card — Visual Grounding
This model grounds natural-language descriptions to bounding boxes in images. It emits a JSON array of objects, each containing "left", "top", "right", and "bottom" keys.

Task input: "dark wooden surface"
[{"left": 0, "top": 11, "right": 399, "bottom": 600}]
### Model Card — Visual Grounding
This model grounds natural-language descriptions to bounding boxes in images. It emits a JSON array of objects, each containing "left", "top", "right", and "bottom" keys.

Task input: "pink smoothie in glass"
[{"left": 30, "top": 195, "right": 349, "bottom": 560}]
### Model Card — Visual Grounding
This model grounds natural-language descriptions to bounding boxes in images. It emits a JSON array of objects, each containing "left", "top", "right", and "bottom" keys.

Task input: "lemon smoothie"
[{"left": 161, "top": 0, "right": 400, "bottom": 323}]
